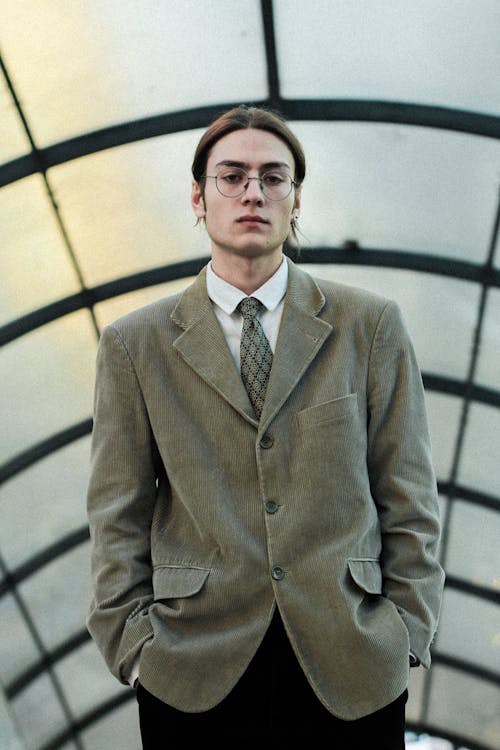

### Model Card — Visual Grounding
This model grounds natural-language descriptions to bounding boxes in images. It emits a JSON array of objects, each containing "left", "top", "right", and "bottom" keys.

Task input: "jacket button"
[
  {"left": 271, "top": 566, "right": 285, "bottom": 581},
  {"left": 265, "top": 500, "right": 278, "bottom": 514},
  {"left": 259, "top": 434, "right": 274, "bottom": 449}
]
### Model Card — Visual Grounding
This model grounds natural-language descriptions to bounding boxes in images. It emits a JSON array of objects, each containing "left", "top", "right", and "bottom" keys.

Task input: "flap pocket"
[
  {"left": 348, "top": 558, "right": 382, "bottom": 595},
  {"left": 152, "top": 565, "right": 210, "bottom": 600},
  {"left": 297, "top": 393, "right": 357, "bottom": 429}
]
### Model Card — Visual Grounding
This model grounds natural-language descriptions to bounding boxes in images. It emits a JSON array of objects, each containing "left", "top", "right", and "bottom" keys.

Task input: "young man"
[{"left": 87, "top": 106, "right": 444, "bottom": 747}]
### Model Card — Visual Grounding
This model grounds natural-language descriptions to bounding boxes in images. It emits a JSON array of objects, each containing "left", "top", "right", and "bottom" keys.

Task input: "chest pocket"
[{"left": 297, "top": 393, "right": 357, "bottom": 430}]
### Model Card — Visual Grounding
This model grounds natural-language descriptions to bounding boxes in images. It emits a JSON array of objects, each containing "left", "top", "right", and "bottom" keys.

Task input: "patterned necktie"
[{"left": 238, "top": 297, "right": 273, "bottom": 419}]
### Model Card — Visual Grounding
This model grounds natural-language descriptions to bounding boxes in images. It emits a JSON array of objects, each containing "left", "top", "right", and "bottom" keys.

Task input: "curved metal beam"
[
  {"left": 0, "top": 258, "right": 209, "bottom": 347},
  {"left": 1, "top": 379, "right": 499, "bottom": 489},
  {"left": 296, "top": 246, "right": 500, "bottom": 285},
  {"left": 2, "top": 250, "right": 500, "bottom": 348},
  {"left": 282, "top": 98, "right": 500, "bottom": 139},
  {"left": 0, "top": 526, "right": 90, "bottom": 599},
  {"left": 1, "top": 99, "right": 499, "bottom": 188},
  {"left": 37, "top": 690, "right": 134, "bottom": 750},
  {"left": 0, "top": 419, "right": 92, "bottom": 484},
  {"left": 5, "top": 627, "right": 90, "bottom": 699},
  {"left": 437, "top": 481, "right": 500, "bottom": 512}
]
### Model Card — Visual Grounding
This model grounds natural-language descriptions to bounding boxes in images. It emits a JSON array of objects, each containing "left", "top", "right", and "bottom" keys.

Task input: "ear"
[
  {"left": 293, "top": 184, "right": 302, "bottom": 215},
  {"left": 191, "top": 180, "right": 206, "bottom": 218}
]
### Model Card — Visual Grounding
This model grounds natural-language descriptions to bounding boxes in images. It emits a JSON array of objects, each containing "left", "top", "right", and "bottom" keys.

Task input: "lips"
[{"left": 237, "top": 215, "right": 269, "bottom": 224}]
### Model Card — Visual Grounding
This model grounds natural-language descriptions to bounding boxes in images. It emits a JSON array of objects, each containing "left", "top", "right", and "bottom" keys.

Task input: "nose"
[{"left": 242, "top": 176, "right": 264, "bottom": 203}]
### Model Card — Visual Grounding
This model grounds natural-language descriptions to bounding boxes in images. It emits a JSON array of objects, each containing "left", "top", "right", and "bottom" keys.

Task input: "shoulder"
[
  {"left": 95, "top": 293, "right": 185, "bottom": 364},
  {"left": 117, "top": 293, "right": 182, "bottom": 329},
  {"left": 307, "top": 273, "right": 416, "bottom": 363},
  {"left": 286, "top": 259, "right": 403, "bottom": 332},
  {"left": 314, "top": 275, "right": 388, "bottom": 308},
  {"left": 312, "top": 274, "right": 415, "bottom": 358},
  {"left": 311, "top": 273, "right": 399, "bottom": 326}
]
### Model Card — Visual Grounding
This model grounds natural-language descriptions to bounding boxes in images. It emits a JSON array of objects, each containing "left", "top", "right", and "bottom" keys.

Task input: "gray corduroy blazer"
[{"left": 86, "top": 258, "right": 444, "bottom": 720}]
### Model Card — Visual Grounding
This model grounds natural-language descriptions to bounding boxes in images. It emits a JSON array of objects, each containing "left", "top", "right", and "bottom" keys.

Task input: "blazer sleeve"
[
  {"left": 367, "top": 300, "right": 445, "bottom": 668},
  {"left": 86, "top": 324, "right": 159, "bottom": 684}
]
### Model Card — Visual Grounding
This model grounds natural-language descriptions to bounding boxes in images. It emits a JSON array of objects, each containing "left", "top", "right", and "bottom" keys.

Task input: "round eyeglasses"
[{"left": 205, "top": 166, "right": 297, "bottom": 201}]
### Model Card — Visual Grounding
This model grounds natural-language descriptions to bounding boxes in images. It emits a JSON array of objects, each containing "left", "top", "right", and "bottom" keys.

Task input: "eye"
[
  {"left": 262, "top": 172, "right": 287, "bottom": 186},
  {"left": 219, "top": 169, "right": 245, "bottom": 184}
]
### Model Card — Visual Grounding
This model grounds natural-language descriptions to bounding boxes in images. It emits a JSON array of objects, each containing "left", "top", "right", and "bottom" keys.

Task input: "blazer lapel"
[
  {"left": 171, "top": 266, "right": 257, "bottom": 423},
  {"left": 260, "top": 260, "right": 333, "bottom": 427},
  {"left": 171, "top": 261, "right": 333, "bottom": 428}
]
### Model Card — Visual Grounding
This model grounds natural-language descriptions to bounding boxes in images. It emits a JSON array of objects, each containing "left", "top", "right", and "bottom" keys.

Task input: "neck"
[{"left": 210, "top": 248, "right": 283, "bottom": 295}]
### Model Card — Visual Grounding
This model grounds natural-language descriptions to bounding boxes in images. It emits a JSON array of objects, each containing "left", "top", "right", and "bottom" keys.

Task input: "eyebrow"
[{"left": 214, "top": 159, "right": 292, "bottom": 172}]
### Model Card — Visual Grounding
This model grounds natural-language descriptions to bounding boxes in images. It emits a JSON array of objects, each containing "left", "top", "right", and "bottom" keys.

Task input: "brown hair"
[
  {"left": 192, "top": 105, "right": 306, "bottom": 183},
  {"left": 192, "top": 105, "right": 306, "bottom": 244}
]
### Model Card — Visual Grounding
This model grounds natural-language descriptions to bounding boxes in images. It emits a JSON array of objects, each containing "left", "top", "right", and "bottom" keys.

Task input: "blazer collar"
[{"left": 171, "top": 259, "right": 333, "bottom": 429}]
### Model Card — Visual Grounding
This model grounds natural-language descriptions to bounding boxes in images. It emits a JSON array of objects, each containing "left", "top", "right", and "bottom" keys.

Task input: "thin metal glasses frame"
[{"left": 205, "top": 168, "right": 297, "bottom": 201}]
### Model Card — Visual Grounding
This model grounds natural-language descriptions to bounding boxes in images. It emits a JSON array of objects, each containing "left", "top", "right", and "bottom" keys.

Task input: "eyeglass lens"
[{"left": 215, "top": 167, "right": 293, "bottom": 200}]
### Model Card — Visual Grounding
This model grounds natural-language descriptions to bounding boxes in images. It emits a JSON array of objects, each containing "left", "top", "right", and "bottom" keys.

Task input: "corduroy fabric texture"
[{"left": 87, "top": 259, "right": 444, "bottom": 720}]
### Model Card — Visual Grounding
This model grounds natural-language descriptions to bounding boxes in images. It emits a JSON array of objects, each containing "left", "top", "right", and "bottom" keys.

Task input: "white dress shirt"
[{"left": 206, "top": 255, "right": 288, "bottom": 370}]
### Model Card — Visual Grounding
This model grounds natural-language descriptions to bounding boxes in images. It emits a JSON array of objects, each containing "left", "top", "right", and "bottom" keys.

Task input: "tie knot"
[{"left": 238, "top": 297, "right": 262, "bottom": 320}]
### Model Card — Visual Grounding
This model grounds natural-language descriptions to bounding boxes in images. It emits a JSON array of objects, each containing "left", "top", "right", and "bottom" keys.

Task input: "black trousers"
[{"left": 136, "top": 610, "right": 407, "bottom": 748}]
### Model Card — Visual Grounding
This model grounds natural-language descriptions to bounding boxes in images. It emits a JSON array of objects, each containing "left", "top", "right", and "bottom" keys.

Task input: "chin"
[
  {"left": 240, "top": 247, "right": 283, "bottom": 261},
  {"left": 236, "top": 234, "right": 288, "bottom": 255},
  {"left": 220, "top": 241, "right": 279, "bottom": 258}
]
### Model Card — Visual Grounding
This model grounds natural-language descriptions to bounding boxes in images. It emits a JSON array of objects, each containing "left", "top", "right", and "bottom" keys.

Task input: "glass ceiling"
[{"left": 1, "top": 1, "right": 499, "bottom": 748}]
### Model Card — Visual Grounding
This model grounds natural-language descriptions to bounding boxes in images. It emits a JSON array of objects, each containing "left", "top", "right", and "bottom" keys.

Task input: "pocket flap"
[
  {"left": 348, "top": 558, "right": 382, "bottom": 595},
  {"left": 297, "top": 393, "right": 357, "bottom": 429},
  {"left": 152, "top": 565, "right": 210, "bottom": 599}
]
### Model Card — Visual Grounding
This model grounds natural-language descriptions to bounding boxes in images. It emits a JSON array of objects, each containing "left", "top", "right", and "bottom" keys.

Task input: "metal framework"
[{"left": 1, "top": 1, "right": 499, "bottom": 747}]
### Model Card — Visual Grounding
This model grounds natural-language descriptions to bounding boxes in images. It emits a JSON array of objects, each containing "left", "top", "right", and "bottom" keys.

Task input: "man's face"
[{"left": 191, "top": 128, "right": 301, "bottom": 261}]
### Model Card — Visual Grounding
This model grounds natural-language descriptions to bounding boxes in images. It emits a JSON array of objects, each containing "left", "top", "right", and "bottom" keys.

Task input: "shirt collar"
[{"left": 206, "top": 256, "right": 288, "bottom": 314}]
